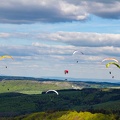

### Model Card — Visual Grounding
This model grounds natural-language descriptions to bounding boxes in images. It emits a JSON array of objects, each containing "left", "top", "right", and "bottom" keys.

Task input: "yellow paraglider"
[
  {"left": 0, "top": 55, "right": 13, "bottom": 60},
  {"left": 0, "top": 55, "right": 13, "bottom": 68},
  {"left": 106, "top": 62, "right": 120, "bottom": 69}
]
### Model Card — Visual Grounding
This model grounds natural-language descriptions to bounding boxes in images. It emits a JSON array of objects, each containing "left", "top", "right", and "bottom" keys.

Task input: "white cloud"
[
  {"left": 86, "top": 0, "right": 120, "bottom": 19},
  {"left": 35, "top": 32, "right": 120, "bottom": 47},
  {"left": 0, "top": 33, "right": 11, "bottom": 38},
  {"left": 0, "top": 0, "right": 120, "bottom": 24},
  {"left": 1, "top": 31, "right": 120, "bottom": 60},
  {"left": 1, "top": 32, "right": 120, "bottom": 48}
]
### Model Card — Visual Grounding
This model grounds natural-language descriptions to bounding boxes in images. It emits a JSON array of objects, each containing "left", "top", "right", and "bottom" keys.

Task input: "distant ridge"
[
  {"left": 0, "top": 75, "right": 120, "bottom": 85},
  {"left": 42, "top": 76, "right": 120, "bottom": 84}
]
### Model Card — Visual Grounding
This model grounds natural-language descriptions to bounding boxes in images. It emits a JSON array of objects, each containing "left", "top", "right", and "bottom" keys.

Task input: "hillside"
[
  {"left": 0, "top": 88, "right": 119, "bottom": 117},
  {"left": 0, "top": 76, "right": 120, "bottom": 95},
  {"left": 0, "top": 77, "right": 120, "bottom": 119},
  {"left": 0, "top": 80, "right": 72, "bottom": 94}
]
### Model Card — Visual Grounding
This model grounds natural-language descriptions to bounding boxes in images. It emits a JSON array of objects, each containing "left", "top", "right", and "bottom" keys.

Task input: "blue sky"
[{"left": 0, "top": 0, "right": 120, "bottom": 82}]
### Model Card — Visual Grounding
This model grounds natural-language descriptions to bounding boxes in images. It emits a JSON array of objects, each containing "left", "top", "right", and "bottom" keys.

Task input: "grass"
[{"left": 0, "top": 80, "right": 72, "bottom": 94}]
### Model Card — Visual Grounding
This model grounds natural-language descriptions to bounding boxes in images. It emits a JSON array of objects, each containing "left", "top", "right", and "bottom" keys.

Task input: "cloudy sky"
[{"left": 0, "top": 0, "right": 120, "bottom": 82}]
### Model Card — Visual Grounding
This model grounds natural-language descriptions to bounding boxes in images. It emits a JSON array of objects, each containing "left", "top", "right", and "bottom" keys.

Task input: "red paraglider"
[{"left": 64, "top": 70, "right": 69, "bottom": 74}]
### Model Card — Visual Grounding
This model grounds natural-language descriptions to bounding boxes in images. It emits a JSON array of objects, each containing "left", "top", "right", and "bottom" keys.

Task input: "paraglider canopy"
[
  {"left": 102, "top": 58, "right": 119, "bottom": 63},
  {"left": 0, "top": 55, "right": 13, "bottom": 60},
  {"left": 64, "top": 70, "right": 69, "bottom": 74},
  {"left": 46, "top": 90, "right": 59, "bottom": 95},
  {"left": 73, "top": 50, "right": 78, "bottom": 55},
  {"left": 73, "top": 50, "right": 84, "bottom": 55},
  {"left": 106, "top": 62, "right": 120, "bottom": 69},
  {"left": 72, "top": 50, "right": 84, "bottom": 63}
]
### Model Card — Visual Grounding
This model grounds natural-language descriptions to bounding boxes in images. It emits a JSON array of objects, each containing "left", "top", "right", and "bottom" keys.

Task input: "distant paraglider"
[
  {"left": 102, "top": 58, "right": 119, "bottom": 63},
  {"left": 46, "top": 90, "right": 59, "bottom": 95},
  {"left": 106, "top": 62, "right": 120, "bottom": 69},
  {"left": 105, "top": 62, "right": 120, "bottom": 79},
  {"left": 64, "top": 70, "right": 69, "bottom": 74},
  {"left": 73, "top": 50, "right": 84, "bottom": 55},
  {"left": 73, "top": 50, "right": 78, "bottom": 55},
  {"left": 0, "top": 55, "right": 13, "bottom": 68},
  {"left": 0, "top": 55, "right": 13, "bottom": 60},
  {"left": 72, "top": 50, "right": 84, "bottom": 63},
  {"left": 102, "top": 58, "right": 119, "bottom": 79}
]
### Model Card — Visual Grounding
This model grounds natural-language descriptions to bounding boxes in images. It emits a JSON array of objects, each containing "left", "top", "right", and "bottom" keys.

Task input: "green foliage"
[
  {"left": 12, "top": 111, "right": 116, "bottom": 120},
  {"left": 58, "top": 111, "right": 116, "bottom": 120}
]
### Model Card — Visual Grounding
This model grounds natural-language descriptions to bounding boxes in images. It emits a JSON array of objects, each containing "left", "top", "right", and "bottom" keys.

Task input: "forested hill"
[{"left": 0, "top": 88, "right": 120, "bottom": 117}]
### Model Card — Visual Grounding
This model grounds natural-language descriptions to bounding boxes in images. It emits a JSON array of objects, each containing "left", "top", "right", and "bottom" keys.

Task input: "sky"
[{"left": 0, "top": 0, "right": 120, "bottom": 82}]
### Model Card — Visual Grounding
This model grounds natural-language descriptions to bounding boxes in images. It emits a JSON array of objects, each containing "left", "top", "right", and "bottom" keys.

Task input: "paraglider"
[
  {"left": 106, "top": 62, "right": 120, "bottom": 69},
  {"left": 102, "top": 58, "right": 119, "bottom": 63},
  {"left": 46, "top": 90, "right": 59, "bottom": 95},
  {"left": 73, "top": 50, "right": 84, "bottom": 55},
  {"left": 0, "top": 55, "right": 13, "bottom": 68},
  {"left": 64, "top": 70, "right": 69, "bottom": 74},
  {"left": 105, "top": 62, "right": 120, "bottom": 79},
  {"left": 104, "top": 62, "right": 119, "bottom": 79},
  {"left": 72, "top": 50, "right": 84, "bottom": 63},
  {"left": 73, "top": 50, "right": 78, "bottom": 55},
  {"left": 102, "top": 58, "right": 119, "bottom": 79},
  {"left": 0, "top": 55, "right": 13, "bottom": 60}
]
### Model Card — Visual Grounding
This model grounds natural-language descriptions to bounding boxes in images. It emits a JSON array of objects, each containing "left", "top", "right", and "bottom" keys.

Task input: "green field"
[{"left": 0, "top": 80, "right": 72, "bottom": 94}]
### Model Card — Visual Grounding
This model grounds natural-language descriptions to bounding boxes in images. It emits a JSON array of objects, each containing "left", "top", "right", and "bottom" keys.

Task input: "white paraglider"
[{"left": 46, "top": 90, "right": 59, "bottom": 95}]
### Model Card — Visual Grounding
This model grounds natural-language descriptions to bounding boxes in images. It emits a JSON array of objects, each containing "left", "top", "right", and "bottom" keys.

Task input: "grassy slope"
[
  {"left": 0, "top": 80, "right": 72, "bottom": 94},
  {"left": 0, "top": 80, "right": 119, "bottom": 94}
]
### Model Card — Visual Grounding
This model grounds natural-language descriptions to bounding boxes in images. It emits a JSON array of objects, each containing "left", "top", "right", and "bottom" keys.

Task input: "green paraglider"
[{"left": 106, "top": 62, "right": 120, "bottom": 69}]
